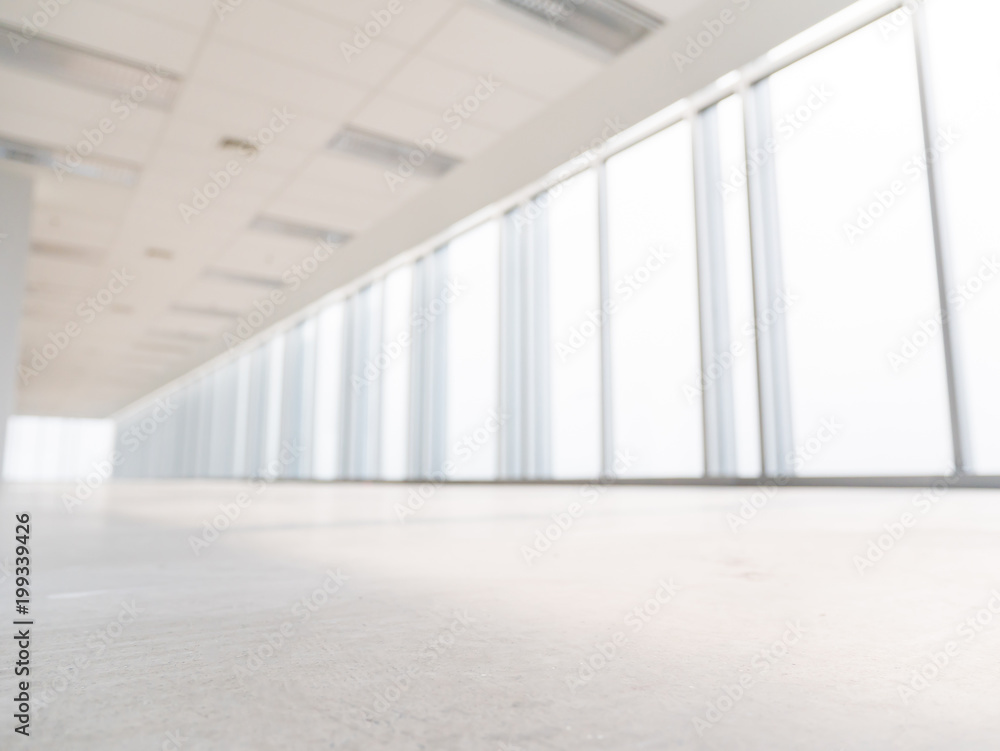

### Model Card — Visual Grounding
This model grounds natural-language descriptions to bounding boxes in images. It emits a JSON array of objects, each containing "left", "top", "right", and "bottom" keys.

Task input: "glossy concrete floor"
[{"left": 1, "top": 480, "right": 999, "bottom": 750}]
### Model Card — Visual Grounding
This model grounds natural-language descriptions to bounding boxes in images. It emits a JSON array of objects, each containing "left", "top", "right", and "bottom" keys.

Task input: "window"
[
  {"left": 606, "top": 122, "right": 703, "bottom": 478},
  {"left": 263, "top": 335, "right": 286, "bottom": 474},
  {"left": 380, "top": 266, "right": 414, "bottom": 480},
  {"left": 345, "top": 283, "right": 383, "bottom": 479},
  {"left": 769, "top": 17, "right": 952, "bottom": 475},
  {"left": 445, "top": 221, "right": 500, "bottom": 479},
  {"left": 547, "top": 170, "right": 603, "bottom": 478},
  {"left": 313, "top": 303, "right": 345, "bottom": 480},
  {"left": 924, "top": 0, "right": 1000, "bottom": 473}
]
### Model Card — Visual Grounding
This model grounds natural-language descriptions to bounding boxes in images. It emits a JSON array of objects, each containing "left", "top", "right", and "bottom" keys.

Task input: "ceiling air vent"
[
  {"left": 493, "top": 0, "right": 662, "bottom": 54},
  {"left": 327, "top": 126, "right": 460, "bottom": 178},
  {"left": 0, "top": 21, "right": 180, "bottom": 108},
  {"left": 250, "top": 216, "right": 352, "bottom": 247}
]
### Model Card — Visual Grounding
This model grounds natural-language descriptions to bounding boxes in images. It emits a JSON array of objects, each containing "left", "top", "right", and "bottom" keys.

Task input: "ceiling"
[{"left": 1, "top": 0, "right": 709, "bottom": 417}]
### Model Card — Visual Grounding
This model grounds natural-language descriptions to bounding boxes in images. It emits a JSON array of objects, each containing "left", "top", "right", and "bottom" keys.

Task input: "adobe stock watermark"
[
  {"left": 852, "top": 471, "right": 959, "bottom": 574},
  {"left": 394, "top": 411, "right": 508, "bottom": 522},
  {"left": 223, "top": 237, "right": 341, "bottom": 350},
  {"left": 513, "top": 117, "right": 627, "bottom": 226},
  {"left": 673, "top": 0, "right": 752, "bottom": 71},
  {"left": 843, "top": 126, "right": 960, "bottom": 244},
  {"left": 887, "top": 253, "right": 999, "bottom": 372},
  {"left": 726, "top": 418, "right": 842, "bottom": 533},
  {"left": 213, "top": 0, "right": 245, "bottom": 21},
  {"left": 233, "top": 569, "right": 349, "bottom": 680},
  {"left": 159, "top": 730, "right": 188, "bottom": 751},
  {"left": 520, "top": 449, "right": 638, "bottom": 563},
  {"left": 352, "top": 278, "right": 466, "bottom": 392},
  {"left": 4, "top": 0, "right": 72, "bottom": 52},
  {"left": 341, "top": 0, "right": 405, "bottom": 62},
  {"left": 555, "top": 245, "right": 671, "bottom": 363},
  {"left": 721, "top": 85, "right": 834, "bottom": 196},
  {"left": 691, "top": 620, "right": 805, "bottom": 735},
  {"left": 52, "top": 64, "right": 169, "bottom": 181},
  {"left": 877, "top": 0, "right": 924, "bottom": 40},
  {"left": 385, "top": 77, "right": 501, "bottom": 192},
  {"left": 178, "top": 107, "right": 296, "bottom": 223},
  {"left": 896, "top": 588, "right": 1000, "bottom": 704},
  {"left": 565, "top": 578, "right": 680, "bottom": 692},
  {"left": 19, "top": 267, "right": 135, "bottom": 385},
  {"left": 188, "top": 441, "right": 304, "bottom": 555},
  {"left": 352, "top": 610, "right": 476, "bottom": 722},
  {"left": 684, "top": 289, "right": 798, "bottom": 405},
  {"left": 35, "top": 600, "right": 142, "bottom": 713},
  {"left": 62, "top": 397, "right": 179, "bottom": 513}
]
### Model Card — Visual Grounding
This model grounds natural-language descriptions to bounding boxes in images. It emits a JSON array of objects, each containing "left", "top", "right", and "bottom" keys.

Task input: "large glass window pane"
[
  {"left": 445, "top": 221, "right": 500, "bottom": 479},
  {"left": 244, "top": 346, "right": 268, "bottom": 477},
  {"left": 924, "top": 0, "right": 1000, "bottom": 473},
  {"left": 263, "top": 334, "right": 285, "bottom": 473},
  {"left": 769, "top": 17, "right": 952, "bottom": 475},
  {"left": 232, "top": 353, "right": 252, "bottom": 478},
  {"left": 547, "top": 170, "right": 602, "bottom": 479},
  {"left": 195, "top": 376, "right": 213, "bottom": 477},
  {"left": 345, "top": 282, "right": 383, "bottom": 479},
  {"left": 606, "top": 121, "right": 703, "bottom": 478},
  {"left": 313, "top": 303, "right": 345, "bottom": 480},
  {"left": 280, "top": 322, "right": 313, "bottom": 478},
  {"left": 380, "top": 266, "right": 413, "bottom": 480},
  {"left": 208, "top": 365, "right": 237, "bottom": 478}
]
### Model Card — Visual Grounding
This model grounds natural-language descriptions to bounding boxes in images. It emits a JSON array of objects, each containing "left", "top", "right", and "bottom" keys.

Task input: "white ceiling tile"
[
  {"left": 213, "top": 233, "right": 319, "bottom": 281},
  {"left": 383, "top": 55, "right": 476, "bottom": 111},
  {"left": 352, "top": 94, "right": 444, "bottom": 145},
  {"left": 280, "top": 0, "right": 458, "bottom": 46},
  {"left": 9, "top": 0, "right": 201, "bottom": 73},
  {"left": 263, "top": 192, "right": 384, "bottom": 235},
  {"left": 441, "top": 119, "right": 500, "bottom": 159},
  {"left": 421, "top": 6, "right": 604, "bottom": 100},
  {"left": 0, "top": 109, "right": 97, "bottom": 152},
  {"left": 95, "top": 0, "right": 218, "bottom": 31},
  {"left": 291, "top": 151, "right": 433, "bottom": 201},
  {"left": 467, "top": 81, "right": 547, "bottom": 131},
  {"left": 628, "top": 0, "right": 708, "bottom": 22},
  {"left": 214, "top": 0, "right": 408, "bottom": 86},
  {"left": 0, "top": 67, "right": 111, "bottom": 125},
  {"left": 192, "top": 40, "right": 369, "bottom": 122},
  {"left": 33, "top": 173, "right": 133, "bottom": 219},
  {"left": 178, "top": 277, "right": 274, "bottom": 312}
]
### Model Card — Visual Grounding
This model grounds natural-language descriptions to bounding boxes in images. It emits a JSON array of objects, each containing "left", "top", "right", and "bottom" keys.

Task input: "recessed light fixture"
[
  {"left": 171, "top": 304, "right": 241, "bottom": 319},
  {"left": 33, "top": 242, "right": 105, "bottom": 265},
  {"left": 250, "top": 216, "right": 352, "bottom": 247},
  {"left": 327, "top": 126, "right": 460, "bottom": 178},
  {"left": 0, "top": 20, "right": 180, "bottom": 109},
  {"left": 147, "top": 330, "right": 210, "bottom": 343},
  {"left": 0, "top": 136, "right": 139, "bottom": 185},
  {"left": 492, "top": 0, "right": 662, "bottom": 55},
  {"left": 202, "top": 268, "right": 282, "bottom": 289}
]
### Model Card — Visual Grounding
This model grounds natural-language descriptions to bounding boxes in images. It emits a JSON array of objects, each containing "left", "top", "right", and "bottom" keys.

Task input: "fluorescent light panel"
[
  {"left": 327, "top": 126, "right": 460, "bottom": 178},
  {"left": 0, "top": 21, "right": 180, "bottom": 108},
  {"left": 0, "top": 136, "right": 139, "bottom": 185},
  {"left": 250, "top": 216, "right": 352, "bottom": 246},
  {"left": 495, "top": 0, "right": 662, "bottom": 54}
]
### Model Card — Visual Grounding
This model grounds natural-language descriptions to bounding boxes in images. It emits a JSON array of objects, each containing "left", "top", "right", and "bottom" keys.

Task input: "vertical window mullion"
[
  {"left": 911, "top": 4, "right": 967, "bottom": 475},
  {"left": 744, "top": 80, "right": 794, "bottom": 478}
]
